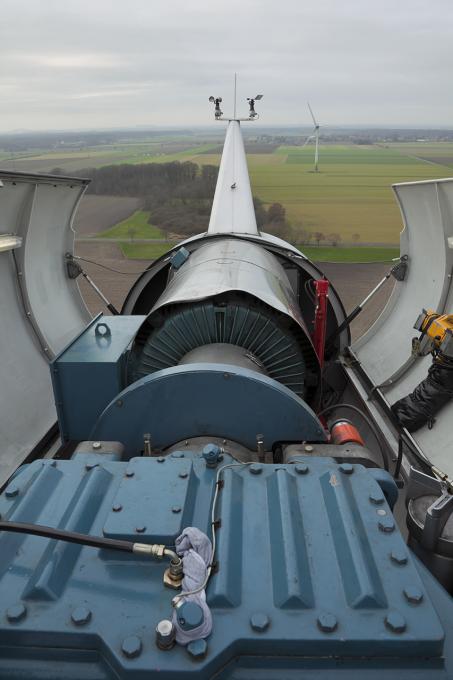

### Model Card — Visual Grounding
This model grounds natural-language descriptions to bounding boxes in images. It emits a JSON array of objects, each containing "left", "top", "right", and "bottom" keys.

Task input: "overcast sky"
[{"left": 1, "top": 0, "right": 452, "bottom": 131}]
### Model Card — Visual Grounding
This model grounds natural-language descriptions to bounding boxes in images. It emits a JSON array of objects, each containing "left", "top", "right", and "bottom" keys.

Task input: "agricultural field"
[
  {"left": 73, "top": 195, "right": 142, "bottom": 235},
  {"left": 96, "top": 210, "right": 164, "bottom": 240},
  {"left": 4, "top": 137, "right": 453, "bottom": 245}
]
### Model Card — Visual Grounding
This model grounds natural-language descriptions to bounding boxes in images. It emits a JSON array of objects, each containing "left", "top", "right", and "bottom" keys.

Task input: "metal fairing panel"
[
  {"left": 352, "top": 178, "right": 453, "bottom": 478},
  {"left": 0, "top": 171, "right": 91, "bottom": 482},
  {"left": 0, "top": 454, "right": 450, "bottom": 679}
]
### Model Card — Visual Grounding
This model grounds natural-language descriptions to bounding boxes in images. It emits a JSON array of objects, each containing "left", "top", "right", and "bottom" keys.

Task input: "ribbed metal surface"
[{"left": 134, "top": 300, "right": 308, "bottom": 397}]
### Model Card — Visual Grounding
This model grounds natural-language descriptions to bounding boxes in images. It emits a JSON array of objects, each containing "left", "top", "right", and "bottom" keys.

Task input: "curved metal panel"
[
  {"left": 0, "top": 171, "right": 91, "bottom": 480},
  {"left": 352, "top": 178, "right": 453, "bottom": 477},
  {"left": 151, "top": 238, "right": 310, "bottom": 334},
  {"left": 92, "top": 363, "right": 326, "bottom": 452}
]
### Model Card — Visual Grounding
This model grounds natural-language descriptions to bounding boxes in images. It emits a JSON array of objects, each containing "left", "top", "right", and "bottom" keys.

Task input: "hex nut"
[
  {"left": 339, "top": 463, "right": 353, "bottom": 475},
  {"left": 187, "top": 638, "right": 207, "bottom": 660},
  {"left": 317, "top": 613, "right": 337, "bottom": 633},
  {"left": 112, "top": 503, "right": 122, "bottom": 512},
  {"left": 135, "top": 525, "right": 146, "bottom": 533},
  {"left": 163, "top": 567, "right": 183, "bottom": 590},
  {"left": 385, "top": 612, "right": 406, "bottom": 633},
  {"left": 6, "top": 603, "right": 27, "bottom": 622},
  {"left": 403, "top": 586, "right": 423, "bottom": 604},
  {"left": 250, "top": 464, "right": 263, "bottom": 475},
  {"left": 295, "top": 463, "right": 309, "bottom": 475},
  {"left": 250, "top": 613, "right": 270, "bottom": 632},
  {"left": 121, "top": 635, "right": 142, "bottom": 658},
  {"left": 369, "top": 491, "right": 385, "bottom": 505},
  {"left": 5, "top": 485, "right": 19, "bottom": 498},
  {"left": 71, "top": 606, "right": 92, "bottom": 626},
  {"left": 378, "top": 517, "right": 395, "bottom": 533}
]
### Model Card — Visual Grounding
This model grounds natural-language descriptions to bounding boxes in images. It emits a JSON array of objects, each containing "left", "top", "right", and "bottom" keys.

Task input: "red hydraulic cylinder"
[{"left": 313, "top": 279, "right": 329, "bottom": 368}]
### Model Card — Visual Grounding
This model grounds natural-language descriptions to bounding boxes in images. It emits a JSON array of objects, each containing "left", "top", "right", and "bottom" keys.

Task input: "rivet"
[
  {"left": 135, "top": 525, "right": 146, "bottom": 533},
  {"left": 385, "top": 611, "right": 406, "bottom": 633},
  {"left": 186, "top": 638, "right": 208, "bottom": 659},
  {"left": 92, "top": 441, "right": 102, "bottom": 450},
  {"left": 339, "top": 463, "right": 353, "bottom": 475},
  {"left": 116, "top": 400, "right": 123, "bottom": 407},
  {"left": 121, "top": 635, "right": 142, "bottom": 658},
  {"left": 179, "top": 471, "right": 188, "bottom": 479},
  {"left": 6, "top": 603, "right": 27, "bottom": 622},
  {"left": 171, "top": 452, "right": 184, "bottom": 458},
  {"left": 71, "top": 606, "right": 92, "bottom": 625},
  {"left": 304, "top": 445, "right": 314, "bottom": 452},
  {"left": 250, "top": 463, "right": 263, "bottom": 475},
  {"left": 295, "top": 463, "right": 309, "bottom": 475},
  {"left": 390, "top": 549, "right": 408, "bottom": 565},
  {"left": 125, "top": 469, "right": 135, "bottom": 477},
  {"left": 172, "top": 506, "right": 182, "bottom": 514},
  {"left": 250, "top": 613, "right": 270, "bottom": 632},
  {"left": 379, "top": 517, "right": 395, "bottom": 533},
  {"left": 317, "top": 613, "right": 337, "bottom": 632},
  {"left": 403, "top": 586, "right": 423, "bottom": 604},
  {"left": 369, "top": 491, "right": 385, "bottom": 505},
  {"left": 5, "top": 485, "right": 19, "bottom": 498},
  {"left": 157, "top": 457, "right": 165, "bottom": 463},
  {"left": 112, "top": 503, "right": 122, "bottom": 512}
]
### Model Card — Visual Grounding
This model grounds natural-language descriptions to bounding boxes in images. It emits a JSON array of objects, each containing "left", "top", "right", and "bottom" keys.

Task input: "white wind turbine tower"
[{"left": 302, "top": 102, "right": 320, "bottom": 172}]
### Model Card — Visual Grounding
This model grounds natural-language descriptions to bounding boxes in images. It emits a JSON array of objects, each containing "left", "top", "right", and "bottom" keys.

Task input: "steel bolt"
[
  {"left": 121, "top": 635, "right": 142, "bottom": 658},
  {"left": 156, "top": 619, "right": 175, "bottom": 650},
  {"left": 71, "top": 606, "right": 92, "bottom": 626},
  {"left": 5, "top": 485, "right": 19, "bottom": 498},
  {"left": 135, "top": 525, "right": 146, "bottom": 533},
  {"left": 369, "top": 491, "right": 385, "bottom": 505},
  {"left": 92, "top": 442, "right": 102, "bottom": 450},
  {"left": 339, "top": 463, "right": 354, "bottom": 475},
  {"left": 6, "top": 603, "right": 27, "bottom": 622},
  {"left": 378, "top": 517, "right": 395, "bottom": 533},
  {"left": 304, "top": 445, "right": 314, "bottom": 452},
  {"left": 112, "top": 503, "right": 122, "bottom": 512},
  {"left": 295, "top": 463, "right": 309, "bottom": 475},
  {"left": 390, "top": 549, "right": 408, "bottom": 566},
  {"left": 126, "top": 469, "right": 135, "bottom": 477},
  {"left": 385, "top": 612, "right": 406, "bottom": 633},
  {"left": 172, "top": 506, "right": 182, "bottom": 514},
  {"left": 179, "top": 471, "right": 188, "bottom": 479},
  {"left": 176, "top": 601, "right": 204, "bottom": 631},
  {"left": 157, "top": 457, "right": 165, "bottom": 463},
  {"left": 403, "top": 586, "right": 423, "bottom": 604},
  {"left": 317, "top": 613, "right": 338, "bottom": 633},
  {"left": 202, "top": 443, "right": 222, "bottom": 468},
  {"left": 250, "top": 463, "right": 263, "bottom": 475},
  {"left": 250, "top": 613, "right": 270, "bottom": 632},
  {"left": 187, "top": 638, "right": 207, "bottom": 660}
]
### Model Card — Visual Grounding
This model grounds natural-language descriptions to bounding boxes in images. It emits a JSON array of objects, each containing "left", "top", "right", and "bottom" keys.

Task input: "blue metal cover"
[{"left": 0, "top": 453, "right": 450, "bottom": 679}]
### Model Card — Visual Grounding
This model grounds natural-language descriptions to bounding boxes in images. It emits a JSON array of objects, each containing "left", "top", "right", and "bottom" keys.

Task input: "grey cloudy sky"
[{"left": 1, "top": 0, "right": 452, "bottom": 131}]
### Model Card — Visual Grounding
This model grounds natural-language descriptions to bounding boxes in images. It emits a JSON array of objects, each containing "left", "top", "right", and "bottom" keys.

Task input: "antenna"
[
  {"left": 233, "top": 73, "right": 237, "bottom": 119},
  {"left": 305, "top": 101, "right": 320, "bottom": 172}
]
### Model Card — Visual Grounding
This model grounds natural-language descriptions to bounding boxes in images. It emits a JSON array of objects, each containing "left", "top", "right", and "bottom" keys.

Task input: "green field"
[
  {"left": 97, "top": 210, "right": 163, "bottom": 240},
  {"left": 3, "top": 138, "right": 453, "bottom": 245},
  {"left": 119, "top": 242, "right": 170, "bottom": 259}
]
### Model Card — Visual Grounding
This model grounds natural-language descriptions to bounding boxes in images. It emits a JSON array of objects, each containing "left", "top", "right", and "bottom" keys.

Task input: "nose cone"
[{"left": 208, "top": 120, "right": 259, "bottom": 236}]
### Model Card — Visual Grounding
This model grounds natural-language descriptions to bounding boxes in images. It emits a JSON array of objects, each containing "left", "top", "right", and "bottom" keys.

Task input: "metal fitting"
[
  {"left": 202, "top": 443, "right": 222, "bottom": 468},
  {"left": 163, "top": 557, "right": 184, "bottom": 590},
  {"left": 156, "top": 619, "right": 176, "bottom": 650}
]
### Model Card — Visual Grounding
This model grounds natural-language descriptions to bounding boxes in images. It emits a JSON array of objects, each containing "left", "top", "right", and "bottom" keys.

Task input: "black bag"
[{"left": 391, "top": 356, "right": 453, "bottom": 432}]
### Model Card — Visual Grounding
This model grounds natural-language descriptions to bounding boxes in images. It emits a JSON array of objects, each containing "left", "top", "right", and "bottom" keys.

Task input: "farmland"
[{"left": 3, "top": 136, "right": 453, "bottom": 245}]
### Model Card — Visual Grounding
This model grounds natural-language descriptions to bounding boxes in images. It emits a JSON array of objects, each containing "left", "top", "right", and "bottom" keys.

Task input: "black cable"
[
  {"left": 0, "top": 521, "right": 135, "bottom": 552},
  {"left": 73, "top": 255, "right": 151, "bottom": 276},
  {"left": 317, "top": 402, "right": 389, "bottom": 471}
]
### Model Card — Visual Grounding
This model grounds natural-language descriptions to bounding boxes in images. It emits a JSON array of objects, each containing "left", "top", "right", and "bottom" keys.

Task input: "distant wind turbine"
[{"left": 302, "top": 102, "right": 320, "bottom": 172}]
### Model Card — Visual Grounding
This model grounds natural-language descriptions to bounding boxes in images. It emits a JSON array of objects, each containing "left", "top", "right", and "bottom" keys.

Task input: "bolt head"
[
  {"left": 187, "top": 638, "right": 207, "bottom": 660},
  {"left": 135, "top": 525, "right": 146, "bottom": 533},
  {"left": 250, "top": 463, "right": 263, "bottom": 475},
  {"left": 71, "top": 606, "right": 92, "bottom": 625},
  {"left": 369, "top": 491, "right": 385, "bottom": 504},
  {"left": 122, "top": 635, "right": 142, "bottom": 658},
  {"left": 157, "top": 457, "right": 165, "bottom": 463},
  {"left": 317, "top": 612, "right": 337, "bottom": 633},
  {"left": 304, "top": 445, "right": 314, "bottom": 452},
  {"left": 250, "top": 612, "right": 270, "bottom": 632},
  {"left": 177, "top": 601, "right": 204, "bottom": 631},
  {"left": 390, "top": 549, "right": 408, "bottom": 566},
  {"left": 339, "top": 463, "right": 354, "bottom": 475},
  {"left": 295, "top": 463, "right": 309, "bottom": 475},
  {"left": 385, "top": 611, "right": 406, "bottom": 633},
  {"left": 6, "top": 603, "right": 26, "bottom": 622},
  {"left": 179, "top": 471, "right": 188, "bottom": 479},
  {"left": 403, "top": 586, "right": 423, "bottom": 604},
  {"left": 112, "top": 503, "right": 122, "bottom": 512},
  {"left": 92, "top": 441, "right": 102, "bottom": 450},
  {"left": 172, "top": 506, "right": 182, "bottom": 514},
  {"left": 5, "top": 484, "right": 19, "bottom": 498},
  {"left": 379, "top": 517, "right": 395, "bottom": 533}
]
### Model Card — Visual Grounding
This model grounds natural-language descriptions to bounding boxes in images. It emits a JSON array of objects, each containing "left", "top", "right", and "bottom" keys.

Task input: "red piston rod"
[{"left": 312, "top": 279, "right": 329, "bottom": 368}]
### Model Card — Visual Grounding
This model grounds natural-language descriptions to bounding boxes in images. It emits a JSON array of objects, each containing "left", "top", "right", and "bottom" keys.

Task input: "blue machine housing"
[{"left": 0, "top": 451, "right": 451, "bottom": 679}]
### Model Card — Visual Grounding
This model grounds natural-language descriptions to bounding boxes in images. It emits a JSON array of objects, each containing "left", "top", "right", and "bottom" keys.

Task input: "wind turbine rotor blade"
[
  {"left": 307, "top": 101, "right": 318, "bottom": 127},
  {"left": 301, "top": 134, "right": 315, "bottom": 147}
]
